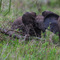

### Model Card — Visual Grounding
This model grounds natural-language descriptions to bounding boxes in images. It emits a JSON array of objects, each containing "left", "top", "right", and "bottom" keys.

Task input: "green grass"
[
  {"left": 0, "top": 37, "right": 60, "bottom": 60},
  {"left": 0, "top": 30, "right": 60, "bottom": 60},
  {"left": 0, "top": 3, "right": 60, "bottom": 60}
]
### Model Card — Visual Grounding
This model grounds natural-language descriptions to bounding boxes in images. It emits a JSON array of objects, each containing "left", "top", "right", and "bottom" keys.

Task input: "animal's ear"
[
  {"left": 29, "top": 12, "right": 36, "bottom": 20},
  {"left": 30, "top": 12, "right": 36, "bottom": 17}
]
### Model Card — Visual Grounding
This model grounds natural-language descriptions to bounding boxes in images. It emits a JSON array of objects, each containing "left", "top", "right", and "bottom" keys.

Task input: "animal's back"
[{"left": 11, "top": 16, "right": 25, "bottom": 31}]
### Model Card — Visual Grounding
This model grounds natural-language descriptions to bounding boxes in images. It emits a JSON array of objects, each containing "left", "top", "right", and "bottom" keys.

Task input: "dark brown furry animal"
[
  {"left": 43, "top": 12, "right": 60, "bottom": 42},
  {"left": 42, "top": 11, "right": 54, "bottom": 17},
  {"left": 11, "top": 16, "right": 26, "bottom": 35},
  {"left": 22, "top": 12, "right": 37, "bottom": 37},
  {"left": 43, "top": 12, "right": 59, "bottom": 32},
  {"left": 34, "top": 15, "right": 45, "bottom": 37},
  {"left": 35, "top": 15, "right": 44, "bottom": 30},
  {"left": 22, "top": 12, "right": 36, "bottom": 25}
]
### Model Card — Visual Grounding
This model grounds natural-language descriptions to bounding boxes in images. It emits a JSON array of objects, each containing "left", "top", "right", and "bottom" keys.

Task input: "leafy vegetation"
[{"left": 0, "top": 0, "right": 60, "bottom": 60}]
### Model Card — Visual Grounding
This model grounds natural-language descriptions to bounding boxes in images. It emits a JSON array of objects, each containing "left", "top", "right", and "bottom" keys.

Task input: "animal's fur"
[
  {"left": 22, "top": 12, "right": 37, "bottom": 37},
  {"left": 11, "top": 16, "right": 26, "bottom": 35},
  {"left": 42, "top": 11, "right": 54, "bottom": 17},
  {"left": 34, "top": 15, "right": 45, "bottom": 37}
]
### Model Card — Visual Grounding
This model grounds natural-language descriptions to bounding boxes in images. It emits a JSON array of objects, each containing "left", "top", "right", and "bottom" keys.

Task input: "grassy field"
[{"left": 0, "top": 4, "right": 60, "bottom": 60}]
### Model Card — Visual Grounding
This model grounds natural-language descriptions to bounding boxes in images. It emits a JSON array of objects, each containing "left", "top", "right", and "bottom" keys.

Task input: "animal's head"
[
  {"left": 30, "top": 12, "right": 36, "bottom": 18},
  {"left": 42, "top": 11, "right": 53, "bottom": 17},
  {"left": 35, "top": 15, "right": 45, "bottom": 31},
  {"left": 22, "top": 12, "right": 36, "bottom": 26}
]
